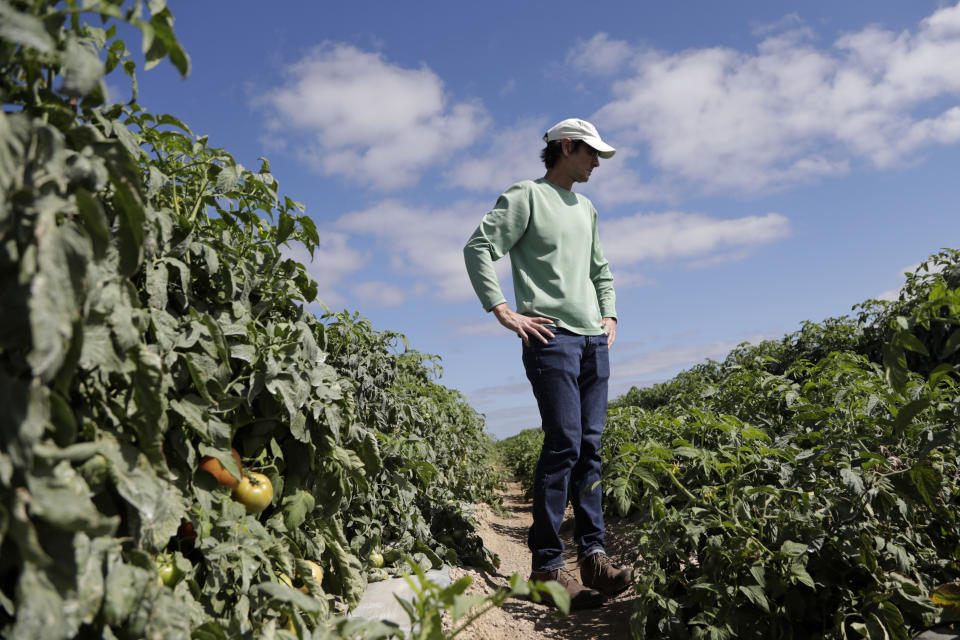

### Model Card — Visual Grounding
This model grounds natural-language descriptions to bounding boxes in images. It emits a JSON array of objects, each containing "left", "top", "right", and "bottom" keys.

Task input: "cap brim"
[
  {"left": 581, "top": 137, "right": 617, "bottom": 159},
  {"left": 585, "top": 136, "right": 616, "bottom": 159}
]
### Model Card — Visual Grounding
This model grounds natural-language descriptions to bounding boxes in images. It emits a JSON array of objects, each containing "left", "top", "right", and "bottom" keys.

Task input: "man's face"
[{"left": 564, "top": 139, "right": 601, "bottom": 183}]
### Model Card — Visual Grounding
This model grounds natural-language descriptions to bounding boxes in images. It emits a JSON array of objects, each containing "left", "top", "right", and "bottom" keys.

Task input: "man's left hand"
[{"left": 602, "top": 317, "right": 617, "bottom": 348}]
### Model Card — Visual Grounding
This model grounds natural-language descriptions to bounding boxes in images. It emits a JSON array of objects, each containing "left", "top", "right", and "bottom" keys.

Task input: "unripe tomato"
[
  {"left": 231, "top": 472, "right": 273, "bottom": 514},
  {"left": 157, "top": 558, "right": 184, "bottom": 587},
  {"left": 369, "top": 551, "right": 385, "bottom": 568},
  {"left": 299, "top": 560, "right": 324, "bottom": 594},
  {"left": 199, "top": 448, "right": 242, "bottom": 488}
]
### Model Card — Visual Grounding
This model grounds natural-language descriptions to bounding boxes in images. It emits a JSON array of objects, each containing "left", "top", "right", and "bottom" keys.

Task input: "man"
[{"left": 463, "top": 118, "right": 632, "bottom": 609}]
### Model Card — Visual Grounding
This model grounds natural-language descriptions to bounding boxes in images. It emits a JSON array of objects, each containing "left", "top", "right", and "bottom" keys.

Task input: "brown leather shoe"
[
  {"left": 580, "top": 552, "right": 633, "bottom": 595},
  {"left": 530, "top": 567, "right": 605, "bottom": 610}
]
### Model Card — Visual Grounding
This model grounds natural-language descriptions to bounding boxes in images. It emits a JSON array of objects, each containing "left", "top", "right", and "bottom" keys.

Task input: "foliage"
[
  {"left": 493, "top": 428, "right": 543, "bottom": 497},
  {"left": 597, "top": 250, "right": 960, "bottom": 639},
  {"left": 0, "top": 1, "right": 510, "bottom": 637}
]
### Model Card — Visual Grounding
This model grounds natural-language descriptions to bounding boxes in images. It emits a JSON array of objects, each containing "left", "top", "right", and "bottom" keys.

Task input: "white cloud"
[
  {"left": 601, "top": 211, "right": 790, "bottom": 268},
  {"left": 259, "top": 43, "right": 488, "bottom": 190},
  {"left": 351, "top": 281, "right": 407, "bottom": 308},
  {"left": 584, "top": 2, "right": 960, "bottom": 193},
  {"left": 335, "top": 199, "right": 511, "bottom": 303},
  {"left": 281, "top": 234, "right": 367, "bottom": 308},
  {"left": 579, "top": 147, "right": 676, "bottom": 206},
  {"left": 449, "top": 119, "right": 670, "bottom": 206},
  {"left": 446, "top": 118, "right": 549, "bottom": 192},
  {"left": 567, "top": 33, "right": 634, "bottom": 76},
  {"left": 611, "top": 269, "right": 655, "bottom": 289}
]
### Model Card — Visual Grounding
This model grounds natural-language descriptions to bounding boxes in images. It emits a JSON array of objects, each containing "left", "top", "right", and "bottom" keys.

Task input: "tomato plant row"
[
  {"left": 502, "top": 250, "right": 960, "bottom": 639},
  {"left": 0, "top": 2, "right": 505, "bottom": 638}
]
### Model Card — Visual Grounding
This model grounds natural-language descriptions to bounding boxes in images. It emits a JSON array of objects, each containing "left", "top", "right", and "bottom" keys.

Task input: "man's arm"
[
  {"left": 464, "top": 184, "right": 543, "bottom": 342},
  {"left": 590, "top": 205, "right": 617, "bottom": 347}
]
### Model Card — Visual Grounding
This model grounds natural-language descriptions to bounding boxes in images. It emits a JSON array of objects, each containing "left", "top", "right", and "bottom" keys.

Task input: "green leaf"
[
  {"left": 103, "top": 442, "right": 187, "bottom": 552},
  {"left": 60, "top": 36, "right": 106, "bottom": 97},
  {"left": 941, "top": 328, "right": 960, "bottom": 359},
  {"left": 255, "top": 582, "right": 323, "bottom": 614},
  {"left": 899, "top": 331, "right": 929, "bottom": 357},
  {"left": 876, "top": 602, "right": 908, "bottom": 640},
  {"left": 26, "top": 461, "right": 118, "bottom": 535},
  {"left": 28, "top": 218, "right": 91, "bottom": 382},
  {"left": 0, "top": 2, "right": 55, "bottom": 53},
  {"left": 214, "top": 164, "right": 241, "bottom": 195},
  {"left": 892, "top": 397, "right": 931, "bottom": 432},
  {"left": 508, "top": 574, "right": 530, "bottom": 596},
  {"left": 281, "top": 489, "right": 315, "bottom": 530},
  {"left": 74, "top": 187, "right": 110, "bottom": 255},
  {"left": 739, "top": 584, "right": 770, "bottom": 613},
  {"left": 277, "top": 211, "right": 294, "bottom": 243},
  {"left": 840, "top": 467, "right": 865, "bottom": 495},
  {"left": 883, "top": 343, "right": 908, "bottom": 395},
  {"left": 103, "top": 548, "right": 150, "bottom": 627},
  {"left": 451, "top": 593, "right": 486, "bottom": 621},
  {"left": 538, "top": 580, "right": 570, "bottom": 615},
  {"left": 157, "top": 113, "right": 191, "bottom": 133},
  {"left": 148, "top": 9, "right": 190, "bottom": 76},
  {"left": 863, "top": 611, "right": 888, "bottom": 640},
  {"left": 10, "top": 564, "right": 70, "bottom": 640},
  {"left": 75, "top": 534, "right": 120, "bottom": 626},
  {"left": 749, "top": 563, "right": 766, "bottom": 589},
  {"left": 111, "top": 177, "right": 146, "bottom": 277},
  {"left": 780, "top": 540, "right": 809, "bottom": 557},
  {"left": 908, "top": 463, "right": 941, "bottom": 513},
  {"left": 789, "top": 562, "right": 815, "bottom": 588}
]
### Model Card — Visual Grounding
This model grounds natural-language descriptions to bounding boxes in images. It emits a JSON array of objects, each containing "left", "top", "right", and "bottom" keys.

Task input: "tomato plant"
[{"left": 0, "top": 2, "right": 508, "bottom": 638}]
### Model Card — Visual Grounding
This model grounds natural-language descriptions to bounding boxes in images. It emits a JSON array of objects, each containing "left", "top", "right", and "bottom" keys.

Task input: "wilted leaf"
[{"left": 931, "top": 583, "right": 960, "bottom": 607}]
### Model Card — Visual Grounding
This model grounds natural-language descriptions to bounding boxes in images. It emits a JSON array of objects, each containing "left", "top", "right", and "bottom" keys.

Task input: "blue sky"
[{"left": 120, "top": 1, "right": 960, "bottom": 439}]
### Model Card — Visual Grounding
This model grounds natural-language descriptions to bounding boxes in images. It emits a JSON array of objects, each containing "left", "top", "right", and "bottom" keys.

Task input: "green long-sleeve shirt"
[{"left": 463, "top": 178, "right": 616, "bottom": 336}]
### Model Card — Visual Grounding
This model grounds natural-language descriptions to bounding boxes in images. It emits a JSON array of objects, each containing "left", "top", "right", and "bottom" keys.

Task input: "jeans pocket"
[{"left": 595, "top": 339, "right": 610, "bottom": 380}]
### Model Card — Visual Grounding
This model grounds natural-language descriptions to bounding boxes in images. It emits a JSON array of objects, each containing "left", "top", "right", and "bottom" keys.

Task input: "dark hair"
[{"left": 540, "top": 138, "right": 585, "bottom": 169}]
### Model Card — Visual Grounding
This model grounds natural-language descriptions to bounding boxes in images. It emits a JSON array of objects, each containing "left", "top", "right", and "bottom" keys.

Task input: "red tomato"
[{"left": 199, "top": 448, "right": 242, "bottom": 488}]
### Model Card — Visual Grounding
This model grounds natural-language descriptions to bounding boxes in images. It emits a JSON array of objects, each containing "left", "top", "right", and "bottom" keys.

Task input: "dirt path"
[{"left": 450, "top": 482, "right": 639, "bottom": 640}]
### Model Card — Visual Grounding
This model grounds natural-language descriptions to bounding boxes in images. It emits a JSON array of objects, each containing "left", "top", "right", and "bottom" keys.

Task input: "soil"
[{"left": 450, "top": 482, "right": 639, "bottom": 640}]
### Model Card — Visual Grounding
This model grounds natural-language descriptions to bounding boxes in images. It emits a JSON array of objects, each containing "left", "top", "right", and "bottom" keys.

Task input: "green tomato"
[
  {"left": 157, "top": 560, "right": 183, "bottom": 587},
  {"left": 369, "top": 551, "right": 385, "bottom": 568},
  {"left": 231, "top": 472, "right": 273, "bottom": 515}
]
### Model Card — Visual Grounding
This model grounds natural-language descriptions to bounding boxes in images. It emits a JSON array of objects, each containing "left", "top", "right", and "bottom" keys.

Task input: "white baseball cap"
[{"left": 543, "top": 118, "right": 616, "bottom": 158}]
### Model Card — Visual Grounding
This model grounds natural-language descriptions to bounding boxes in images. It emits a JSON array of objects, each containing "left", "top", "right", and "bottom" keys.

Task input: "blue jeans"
[{"left": 523, "top": 328, "right": 609, "bottom": 571}]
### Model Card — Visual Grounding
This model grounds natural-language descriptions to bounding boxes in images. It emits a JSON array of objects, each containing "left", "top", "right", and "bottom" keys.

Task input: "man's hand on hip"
[
  {"left": 491, "top": 304, "right": 555, "bottom": 347},
  {"left": 602, "top": 317, "right": 617, "bottom": 348}
]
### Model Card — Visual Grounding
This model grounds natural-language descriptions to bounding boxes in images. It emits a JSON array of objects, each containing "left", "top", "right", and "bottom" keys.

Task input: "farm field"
[
  {"left": 497, "top": 250, "right": 960, "bottom": 639},
  {"left": 3, "top": 2, "right": 960, "bottom": 639}
]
